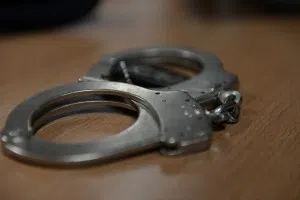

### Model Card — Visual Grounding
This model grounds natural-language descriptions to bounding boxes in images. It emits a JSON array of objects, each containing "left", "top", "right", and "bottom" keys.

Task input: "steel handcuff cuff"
[{"left": 1, "top": 47, "right": 242, "bottom": 166}]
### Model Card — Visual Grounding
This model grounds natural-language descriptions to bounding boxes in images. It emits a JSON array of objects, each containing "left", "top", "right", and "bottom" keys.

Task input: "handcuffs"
[{"left": 1, "top": 47, "right": 242, "bottom": 166}]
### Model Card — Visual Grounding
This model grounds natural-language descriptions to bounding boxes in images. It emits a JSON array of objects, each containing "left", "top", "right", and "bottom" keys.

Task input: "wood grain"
[{"left": 1, "top": 0, "right": 300, "bottom": 199}]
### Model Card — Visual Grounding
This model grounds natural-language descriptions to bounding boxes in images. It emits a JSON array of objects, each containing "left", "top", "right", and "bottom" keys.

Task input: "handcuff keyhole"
[
  {"left": 201, "top": 91, "right": 206, "bottom": 94},
  {"left": 155, "top": 92, "right": 160, "bottom": 95}
]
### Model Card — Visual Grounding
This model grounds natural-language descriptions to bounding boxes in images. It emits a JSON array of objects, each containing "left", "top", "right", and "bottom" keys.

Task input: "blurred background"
[
  {"left": 1, "top": 1, "right": 300, "bottom": 200},
  {"left": 1, "top": 0, "right": 300, "bottom": 33}
]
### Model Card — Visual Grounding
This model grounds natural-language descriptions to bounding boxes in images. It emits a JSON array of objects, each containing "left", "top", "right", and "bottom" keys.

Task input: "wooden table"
[{"left": 1, "top": 0, "right": 300, "bottom": 199}]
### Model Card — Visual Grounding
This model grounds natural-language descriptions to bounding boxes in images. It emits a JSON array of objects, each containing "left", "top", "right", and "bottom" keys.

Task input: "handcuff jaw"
[
  {"left": 82, "top": 47, "right": 241, "bottom": 125},
  {"left": 1, "top": 81, "right": 212, "bottom": 165},
  {"left": 79, "top": 47, "right": 242, "bottom": 156},
  {"left": 82, "top": 47, "right": 239, "bottom": 104}
]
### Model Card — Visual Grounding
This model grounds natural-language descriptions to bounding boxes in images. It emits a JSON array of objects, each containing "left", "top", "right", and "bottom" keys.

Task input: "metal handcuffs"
[{"left": 1, "top": 47, "right": 242, "bottom": 166}]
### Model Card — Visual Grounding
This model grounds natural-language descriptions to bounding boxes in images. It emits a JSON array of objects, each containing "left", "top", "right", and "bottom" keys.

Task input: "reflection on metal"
[{"left": 1, "top": 47, "right": 242, "bottom": 166}]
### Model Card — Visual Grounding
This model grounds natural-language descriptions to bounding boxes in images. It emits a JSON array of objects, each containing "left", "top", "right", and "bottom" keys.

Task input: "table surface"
[{"left": 1, "top": 0, "right": 300, "bottom": 199}]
